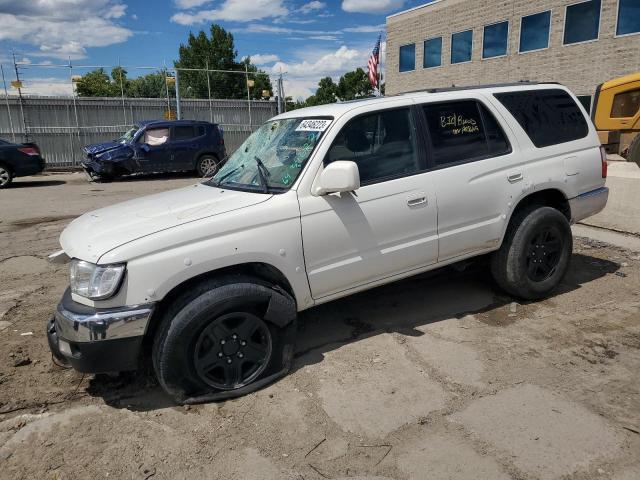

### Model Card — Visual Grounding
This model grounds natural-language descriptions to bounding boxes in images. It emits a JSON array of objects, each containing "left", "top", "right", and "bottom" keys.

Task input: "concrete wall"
[{"left": 385, "top": 0, "right": 640, "bottom": 97}]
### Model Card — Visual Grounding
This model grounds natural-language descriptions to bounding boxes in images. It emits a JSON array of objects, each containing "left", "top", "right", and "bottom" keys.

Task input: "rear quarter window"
[{"left": 494, "top": 89, "right": 589, "bottom": 148}]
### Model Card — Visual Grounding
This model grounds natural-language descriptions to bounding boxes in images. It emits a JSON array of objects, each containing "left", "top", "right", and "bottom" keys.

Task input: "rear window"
[
  {"left": 173, "top": 126, "right": 196, "bottom": 140},
  {"left": 494, "top": 89, "right": 589, "bottom": 148}
]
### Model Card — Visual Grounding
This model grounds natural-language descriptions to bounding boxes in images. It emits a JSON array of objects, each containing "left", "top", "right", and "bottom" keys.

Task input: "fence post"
[
  {"left": 12, "top": 53, "right": 28, "bottom": 143},
  {"left": 206, "top": 60, "right": 213, "bottom": 123},
  {"left": 245, "top": 63, "right": 252, "bottom": 127},
  {"left": 118, "top": 58, "right": 127, "bottom": 125},
  {"left": 175, "top": 69, "right": 182, "bottom": 120},
  {"left": 0, "top": 64, "right": 15, "bottom": 142}
]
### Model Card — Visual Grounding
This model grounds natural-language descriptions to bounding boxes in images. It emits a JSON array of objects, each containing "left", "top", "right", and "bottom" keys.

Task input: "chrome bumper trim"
[
  {"left": 569, "top": 187, "right": 609, "bottom": 224},
  {"left": 54, "top": 301, "right": 155, "bottom": 343}
]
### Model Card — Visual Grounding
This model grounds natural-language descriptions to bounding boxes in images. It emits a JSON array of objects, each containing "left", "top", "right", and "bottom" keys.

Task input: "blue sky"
[{"left": 0, "top": 0, "right": 427, "bottom": 99}]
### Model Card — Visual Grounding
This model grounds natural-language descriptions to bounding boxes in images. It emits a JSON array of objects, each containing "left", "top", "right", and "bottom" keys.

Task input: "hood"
[
  {"left": 60, "top": 184, "right": 272, "bottom": 263},
  {"left": 83, "top": 141, "right": 125, "bottom": 156}
]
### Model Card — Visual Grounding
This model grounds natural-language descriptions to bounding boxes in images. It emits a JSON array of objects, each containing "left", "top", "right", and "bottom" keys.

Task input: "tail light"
[
  {"left": 18, "top": 146, "right": 40, "bottom": 156},
  {"left": 599, "top": 146, "right": 607, "bottom": 179}
]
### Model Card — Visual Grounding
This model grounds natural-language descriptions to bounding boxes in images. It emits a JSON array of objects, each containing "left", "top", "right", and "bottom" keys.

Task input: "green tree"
[
  {"left": 128, "top": 70, "right": 175, "bottom": 98},
  {"left": 337, "top": 68, "right": 373, "bottom": 101},
  {"left": 174, "top": 24, "right": 272, "bottom": 100},
  {"left": 75, "top": 68, "right": 115, "bottom": 97}
]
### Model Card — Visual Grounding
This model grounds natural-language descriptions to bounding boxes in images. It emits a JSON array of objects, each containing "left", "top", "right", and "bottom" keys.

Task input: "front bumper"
[
  {"left": 569, "top": 187, "right": 609, "bottom": 223},
  {"left": 47, "top": 288, "right": 155, "bottom": 373}
]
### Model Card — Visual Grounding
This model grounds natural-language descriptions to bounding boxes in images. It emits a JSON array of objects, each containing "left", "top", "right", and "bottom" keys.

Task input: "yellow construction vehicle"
[{"left": 592, "top": 72, "right": 640, "bottom": 165}]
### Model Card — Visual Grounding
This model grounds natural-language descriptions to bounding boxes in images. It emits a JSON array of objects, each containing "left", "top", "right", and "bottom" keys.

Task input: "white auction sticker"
[{"left": 296, "top": 119, "right": 332, "bottom": 132}]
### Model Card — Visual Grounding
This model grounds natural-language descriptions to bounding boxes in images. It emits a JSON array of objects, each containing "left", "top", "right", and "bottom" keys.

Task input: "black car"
[
  {"left": 82, "top": 120, "right": 226, "bottom": 182},
  {"left": 0, "top": 138, "right": 46, "bottom": 189}
]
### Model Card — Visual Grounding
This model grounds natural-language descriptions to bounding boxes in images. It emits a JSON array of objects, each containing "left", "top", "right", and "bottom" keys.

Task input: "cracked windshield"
[{"left": 206, "top": 117, "right": 332, "bottom": 192}]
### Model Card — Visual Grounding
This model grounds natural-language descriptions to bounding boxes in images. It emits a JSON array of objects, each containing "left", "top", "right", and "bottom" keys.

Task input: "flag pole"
[{"left": 378, "top": 31, "right": 385, "bottom": 97}]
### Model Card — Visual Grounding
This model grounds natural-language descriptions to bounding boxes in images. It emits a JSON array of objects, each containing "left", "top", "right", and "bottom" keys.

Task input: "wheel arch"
[
  {"left": 503, "top": 188, "right": 571, "bottom": 240},
  {"left": 143, "top": 262, "right": 297, "bottom": 345}
]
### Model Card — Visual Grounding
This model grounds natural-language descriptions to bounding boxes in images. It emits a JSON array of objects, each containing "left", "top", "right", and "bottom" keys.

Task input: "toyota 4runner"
[{"left": 47, "top": 83, "right": 609, "bottom": 403}]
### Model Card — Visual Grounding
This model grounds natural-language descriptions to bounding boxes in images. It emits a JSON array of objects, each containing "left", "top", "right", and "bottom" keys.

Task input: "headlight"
[{"left": 70, "top": 260, "right": 126, "bottom": 300}]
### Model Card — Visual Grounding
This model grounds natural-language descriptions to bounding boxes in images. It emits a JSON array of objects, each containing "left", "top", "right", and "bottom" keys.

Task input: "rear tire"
[
  {"left": 491, "top": 206, "right": 572, "bottom": 300},
  {"left": 0, "top": 163, "right": 13, "bottom": 189},
  {"left": 152, "top": 276, "right": 296, "bottom": 403},
  {"left": 627, "top": 134, "right": 640, "bottom": 167},
  {"left": 196, "top": 155, "right": 219, "bottom": 177}
]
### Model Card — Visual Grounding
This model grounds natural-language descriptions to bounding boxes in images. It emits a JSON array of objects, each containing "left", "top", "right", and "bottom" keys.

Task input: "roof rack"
[{"left": 395, "top": 81, "right": 561, "bottom": 96}]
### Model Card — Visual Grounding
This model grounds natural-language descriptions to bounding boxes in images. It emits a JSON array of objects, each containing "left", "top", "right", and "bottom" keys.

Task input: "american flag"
[{"left": 368, "top": 35, "right": 381, "bottom": 89}]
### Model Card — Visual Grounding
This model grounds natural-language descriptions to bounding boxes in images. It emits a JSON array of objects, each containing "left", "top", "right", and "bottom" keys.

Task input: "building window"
[
  {"left": 564, "top": 0, "right": 601, "bottom": 45},
  {"left": 423, "top": 37, "right": 442, "bottom": 68},
  {"left": 451, "top": 30, "right": 473, "bottom": 64},
  {"left": 617, "top": 0, "right": 640, "bottom": 36},
  {"left": 399, "top": 44, "right": 416, "bottom": 72},
  {"left": 483, "top": 21, "right": 509, "bottom": 58},
  {"left": 519, "top": 11, "right": 551, "bottom": 52}
]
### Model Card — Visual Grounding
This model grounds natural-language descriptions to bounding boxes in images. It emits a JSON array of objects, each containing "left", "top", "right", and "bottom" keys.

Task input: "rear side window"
[
  {"left": 173, "top": 126, "right": 196, "bottom": 140},
  {"left": 494, "top": 89, "right": 589, "bottom": 147},
  {"left": 423, "top": 100, "right": 511, "bottom": 167}
]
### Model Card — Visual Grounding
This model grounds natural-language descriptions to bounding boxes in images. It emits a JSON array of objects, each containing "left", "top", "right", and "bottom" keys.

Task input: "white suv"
[{"left": 47, "top": 83, "right": 608, "bottom": 403}]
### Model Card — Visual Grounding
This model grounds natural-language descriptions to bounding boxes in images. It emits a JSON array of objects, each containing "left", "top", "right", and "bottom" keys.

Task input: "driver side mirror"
[{"left": 316, "top": 161, "right": 360, "bottom": 196}]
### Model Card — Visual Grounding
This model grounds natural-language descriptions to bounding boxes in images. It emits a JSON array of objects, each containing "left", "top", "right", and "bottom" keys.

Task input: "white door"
[
  {"left": 299, "top": 107, "right": 439, "bottom": 299},
  {"left": 419, "top": 98, "right": 522, "bottom": 261}
]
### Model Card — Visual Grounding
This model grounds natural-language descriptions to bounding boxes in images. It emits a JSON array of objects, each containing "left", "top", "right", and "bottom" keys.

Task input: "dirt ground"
[{"left": 0, "top": 172, "right": 639, "bottom": 480}]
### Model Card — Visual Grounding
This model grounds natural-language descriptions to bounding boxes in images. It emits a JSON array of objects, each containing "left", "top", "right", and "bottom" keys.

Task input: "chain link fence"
[{"left": 0, "top": 59, "right": 286, "bottom": 168}]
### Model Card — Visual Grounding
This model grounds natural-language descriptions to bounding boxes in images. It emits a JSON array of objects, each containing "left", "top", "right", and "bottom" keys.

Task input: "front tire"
[
  {"left": 152, "top": 276, "right": 296, "bottom": 403},
  {"left": 0, "top": 163, "right": 13, "bottom": 189},
  {"left": 491, "top": 206, "right": 572, "bottom": 300}
]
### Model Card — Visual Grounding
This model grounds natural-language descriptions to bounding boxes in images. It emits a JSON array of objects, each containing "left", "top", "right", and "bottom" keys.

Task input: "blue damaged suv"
[{"left": 82, "top": 120, "right": 226, "bottom": 182}]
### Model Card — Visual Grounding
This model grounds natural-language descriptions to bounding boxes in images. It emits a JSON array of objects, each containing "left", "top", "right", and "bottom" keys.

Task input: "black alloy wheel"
[
  {"left": 525, "top": 227, "right": 563, "bottom": 282},
  {"left": 193, "top": 312, "right": 272, "bottom": 390}
]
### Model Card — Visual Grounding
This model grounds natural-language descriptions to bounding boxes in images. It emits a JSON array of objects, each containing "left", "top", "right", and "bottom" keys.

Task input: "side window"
[
  {"left": 611, "top": 89, "right": 640, "bottom": 118},
  {"left": 144, "top": 128, "right": 169, "bottom": 146},
  {"left": 423, "top": 100, "right": 510, "bottom": 167},
  {"left": 196, "top": 125, "right": 206, "bottom": 137},
  {"left": 326, "top": 108, "right": 420, "bottom": 185},
  {"left": 494, "top": 89, "right": 589, "bottom": 147},
  {"left": 172, "top": 126, "right": 196, "bottom": 140}
]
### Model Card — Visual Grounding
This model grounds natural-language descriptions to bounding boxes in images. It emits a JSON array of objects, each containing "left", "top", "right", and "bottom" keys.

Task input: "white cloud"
[
  {"left": 174, "top": 0, "right": 211, "bottom": 8},
  {"left": 299, "top": 1, "right": 325, "bottom": 14},
  {"left": 343, "top": 24, "right": 385, "bottom": 33},
  {"left": 342, "top": 0, "right": 404, "bottom": 14},
  {"left": 19, "top": 77, "right": 74, "bottom": 97},
  {"left": 270, "top": 45, "right": 369, "bottom": 100},
  {"left": 171, "top": 0, "right": 287, "bottom": 25},
  {"left": 243, "top": 53, "right": 280, "bottom": 65},
  {"left": 0, "top": 1, "right": 132, "bottom": 60}
]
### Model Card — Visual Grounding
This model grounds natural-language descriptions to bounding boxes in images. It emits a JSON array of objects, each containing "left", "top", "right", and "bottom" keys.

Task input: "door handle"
[
  {"left": 407, "top": 195, "right": 427, "bottom": 206},
  {"left": 508, "top": 173, "right": 523, "bottom": 183}
]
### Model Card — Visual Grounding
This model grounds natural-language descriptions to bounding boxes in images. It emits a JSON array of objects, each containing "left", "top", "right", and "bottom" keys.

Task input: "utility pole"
[
  {"left": 245, "top": 63, "right": 252, "bottom": 127},
  {"left": 1, "top": 64, "right": 15, "bottom": 142},
  {"left": 175, "top": 69, "right": 182, "bottom": 120},
  {"left": 12, "top": 52, "right": 28, "bottom": 142}
]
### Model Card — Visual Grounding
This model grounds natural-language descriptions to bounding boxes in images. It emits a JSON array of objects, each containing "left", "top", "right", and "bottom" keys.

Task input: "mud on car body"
[{"left": 82, "top": 120, "right": 226, "bottom": 181}]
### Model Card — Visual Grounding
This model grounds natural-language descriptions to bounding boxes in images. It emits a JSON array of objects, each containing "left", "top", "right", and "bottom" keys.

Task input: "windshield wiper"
[{"left": 253, "top": 156, "right": 271, "bottom": 194}]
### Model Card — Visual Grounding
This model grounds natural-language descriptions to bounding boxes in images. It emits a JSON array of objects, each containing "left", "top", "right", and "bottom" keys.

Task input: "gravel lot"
[{"left": 0, "top": 172, "right": 639, "bottom": 480}]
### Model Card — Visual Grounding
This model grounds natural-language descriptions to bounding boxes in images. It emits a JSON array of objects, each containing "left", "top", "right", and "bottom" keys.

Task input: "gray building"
[{"left": 385, "top": 0, "right": 640, "bottom": 111}]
